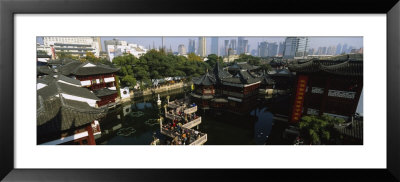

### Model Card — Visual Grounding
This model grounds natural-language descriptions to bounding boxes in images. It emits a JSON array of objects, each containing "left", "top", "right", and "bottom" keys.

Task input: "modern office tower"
[
  {"left": 198, "top": 36, "right": 207, "bottom": 57},
  {"left": 282, "top": 37, "right": 309, "bottom": 59},
  {"left": 278, "top": 42, "right": 285, "bottom": 56},
  {"left": 267, "top": 42, "right": 278, "bottom": 57},
  {"left": 335, "top": 43, "right": 342, "bottom": 55},
  {"left": 229, "top": 39, "right": 237, "bottom": 53},
  {"left": 308, "top": 48, "right": 315, "bottom": 55},
  {"left": 224, "top": 40, "right": 230, "bottom": 56},
  {"left": 188, "top": 39, "right": 196, "bottom": 54},
  {"left": 251, "top": 49, "right": 257, "bottom": 56},
  {"left": 178, "top": 44, "right": 187, "bottom": 55},
  {"left": 347, "top": 46, "right": 354, "bottom": 53},
  {"left": 317, "top": 47, "right": 327, "bottom": 55},
  {"left": 237, "top": 37, "right": 248, "bottom": 54},
  {"left": 327, "top": 46, "right": 337, "bottom": 55},
  {"left": 211, "top": 37, "right": 219, "bottom": 56},
  {"left": 342, "top": 43, "right": 348, "bottom": 54},
  {"left": 258, "top": 42, "right": 268, "bottom": 57}
]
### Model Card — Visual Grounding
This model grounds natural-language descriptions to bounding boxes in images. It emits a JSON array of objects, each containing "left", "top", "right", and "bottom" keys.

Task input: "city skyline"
[{"left": 37, "top": 36, "right": 363, "bottom": 56}]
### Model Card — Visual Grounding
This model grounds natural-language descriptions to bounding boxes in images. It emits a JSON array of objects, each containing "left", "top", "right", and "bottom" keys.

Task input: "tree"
[
  {"left": 187, "top": 53, "right": 202, "bottom": 62},
  {"left": 205, "top": 54, "right": 223, "bottom": 68},
  {"left": 234, "top": 54, "right": 261, "bottom": 66},
  {"left": 121, "top": 75, "right": 137, "bottom": 87},
  {"left": 111, "top": 49, "right": 209, "bottom": 89},
  {"left": 299, "top": 115, "right": 344, "bottom": 145}
]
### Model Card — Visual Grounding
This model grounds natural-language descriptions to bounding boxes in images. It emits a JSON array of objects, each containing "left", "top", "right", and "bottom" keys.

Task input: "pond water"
[{"left": 96, "top": 89, "right": 276, "bottom": 145}]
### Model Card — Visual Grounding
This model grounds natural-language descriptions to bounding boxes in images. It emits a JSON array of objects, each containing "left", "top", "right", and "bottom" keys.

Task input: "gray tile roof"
[
  {"left": 37, "top": 66, "right": 54, "bottom": 76},
  {"left": 57, "top": 60, "right": 120, "bottom": 76},
  {"left": 38, "top": 74, "right": 81, "bottom": 86},
  {"left": 37, "top": 95, "right": 107, "bottom": 135},
  {"left": 221, "top": 70, "right": 262, "bottom": 85},
  {"left": 288, "top": 60, "right": 362, "bottom": 76},
  {"left": 93, "top": 88, "right": 118, "bottom": 97},
  {"left": 192, "top": 72, "right": 216, "bottom": 86},
  {"left": 38, "top": 81, "right": 100, "bottom": 101}
]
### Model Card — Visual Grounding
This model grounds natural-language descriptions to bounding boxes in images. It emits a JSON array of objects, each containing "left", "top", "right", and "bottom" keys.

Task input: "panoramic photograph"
[{"left": 36, "top": 36, "right": 363, "bottom": 145}]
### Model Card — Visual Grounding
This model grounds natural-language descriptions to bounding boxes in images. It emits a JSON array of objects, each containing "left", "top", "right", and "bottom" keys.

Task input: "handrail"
[
  {"left": 184, "top": 106, "right": 197, "bottom": 114},
  {"left": 182, "top": 117, "right": 201, "bottom": 129}
]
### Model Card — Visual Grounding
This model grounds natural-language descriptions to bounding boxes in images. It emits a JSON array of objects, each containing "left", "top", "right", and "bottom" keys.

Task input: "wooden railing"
[
  {"left": 165, "top": 112, "right": 183, "bottom": 120},
  {"left": 184, "top": 106, "right": 197, "bottom": 114},
  {"left": 189, "top": 134, "right": 207, "bottom": 145},
  {"left": 182, "top": 117, "right": 201, "bottom": 129}
]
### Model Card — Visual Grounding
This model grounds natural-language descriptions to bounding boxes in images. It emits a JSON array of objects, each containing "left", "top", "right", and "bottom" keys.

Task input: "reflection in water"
[{"left": 96, "top": 90, "right": 275, "bottom": 145}]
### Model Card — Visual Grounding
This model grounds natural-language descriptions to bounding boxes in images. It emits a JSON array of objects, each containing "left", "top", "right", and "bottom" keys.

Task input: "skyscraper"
[
  {"left": 224, "top": 40, "right": 230, "bottom": 56},
  {"left": 267, "top": 42, "right": 278, "bottom": 57},
  {"left": 237, "top": 37, "right": 248, "bottom": 54},
  {"left": 178, "top": 44, "right": 186, "bottom": 55},
  {"left": 198, "top": 37, "right": 207, "bottom": 57},
  {"left": 342, "top": 44, "right": 348, "bottom": 54},
  {"left": 258, "top": 42, "right": 268, "bottom": 57},
  {"left": 211, "top": 37, "right": 219, "bottom": 56},
  {"left": 188, "top": 39, "right": 196, "bottom": 54},
  {"left": 278, "top": 42, "right": 284, "bottom": 56},
  {"left": 230, "top": 39, "right": 237, "bottom": 54},
  {"left": 335, "top": 43, "right": 342, "bottom": 55},
  {"left": 327, "top": 46, "right": 336, "bottom": 55},
  {"left": 282, "top": 37, "right": 309, "bottom": 59}
]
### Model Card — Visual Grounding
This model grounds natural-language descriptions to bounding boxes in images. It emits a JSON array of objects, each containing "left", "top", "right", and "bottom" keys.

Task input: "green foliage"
[
  {"left": 37, "top": 50, "right": 48, "bottom": 55},
  {"left": 56, "top": 52, "right": 77, "bottom": 60},
  {"left": 115, "top": 75, "right": 121, "bottom": 98},
  {"left": 299, "top": 115, "right": 344, "bottom": 145},
  {"left": 259, "top": 64, "right": 272, "bottom": 72},
  {"left": 112, "top": 49, "right": 209, "bottom": 89},
  {"left": 187, "top": 53, "right": 202, "bottom": 62},
  {"left": 205, "top": 54, "right": 224, "bottom": 68},
  {"left": 235, "top": 54, "right": 261, "bottom": 66}
]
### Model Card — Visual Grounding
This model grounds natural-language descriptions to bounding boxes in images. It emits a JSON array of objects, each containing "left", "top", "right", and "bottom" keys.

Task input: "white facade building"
[
  {"left": 107, "top": 43, "right": 148, "bottom": 61},
  {"left": 42, "top": 37, "right": 101, "bottom": 57}
]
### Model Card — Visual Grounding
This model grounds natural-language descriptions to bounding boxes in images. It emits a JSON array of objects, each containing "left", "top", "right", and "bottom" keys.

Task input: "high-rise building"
[
  {"left": 224, "top": 40, "right": 230, "bottom": 56},
  {"left": 308, "top": 48, "right": 315, "bottom": 55},
  {"left": 198, "top": 37, "right": 207, "bottom": 57},
  {"left": 317, "top": 47, "right": 327, "bottom": 55},
  {"left": 327, "top": 46, "right": 336, "bottom": 55},
  {"left": 178, "top": 44, "right": 186, "bottom": 55},
  {"left": 211, "top": 37, "right": 219, "bottom": 56},
  {"left": 342, "top": 44, "right": 348, "bottom": 54},
  {"left": 258, "top": 42, "right": 268, "bottom": 57},
  {"left": 229, "top": 39, "right": 237, "bottom": 54},
  {"left": 237, "top": 37, "right": 249, "bottom": 54},
  {"left": 267, "top": 42, "right": 278, "bottom": 57},
  {"left": 277, "top": 42, "right": 285, "bottom": 56},
  {"left": 282, "top": 37, "right": 309, "bottom": 59},
  {"left": 188, "top": 39, "right": 196, "bottom": 54},
  {"left": 335, "top": 43, "right": 342, "bottom": 55}
]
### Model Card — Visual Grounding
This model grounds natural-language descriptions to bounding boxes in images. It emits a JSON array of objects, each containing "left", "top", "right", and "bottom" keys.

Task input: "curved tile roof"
[
  {"left": 193, "top": 72, "right": 216, "bottom": 86},
  {"left": 288, "top": 59, "right": 362, "bottom": 76}
]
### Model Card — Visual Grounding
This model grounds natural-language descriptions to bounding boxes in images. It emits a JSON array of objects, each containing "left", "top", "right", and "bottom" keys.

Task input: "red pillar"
[{"left": 86, "top": 125, "right": 96, "bottom": 145}]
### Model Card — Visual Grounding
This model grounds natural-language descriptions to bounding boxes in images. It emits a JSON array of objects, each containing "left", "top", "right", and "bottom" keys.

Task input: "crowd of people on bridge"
[{"left": 162, "top": 124, "right": 203, "bottom": 145}]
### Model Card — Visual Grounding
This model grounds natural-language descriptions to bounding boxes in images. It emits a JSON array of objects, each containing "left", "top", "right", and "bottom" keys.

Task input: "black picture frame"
[{"left": 1, "top": 0, "right": 399, "bottom": 181}]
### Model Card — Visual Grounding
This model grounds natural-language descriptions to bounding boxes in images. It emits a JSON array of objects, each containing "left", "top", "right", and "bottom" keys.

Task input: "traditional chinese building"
[
  {"left": 37, "top": 95, "right": 106, "bottom": 145},
  {"left": 58, "top": 60, "right": 120, "bottom": 107},
  {"left": 288, "top": 59, "right": 363, "bottom": 123},
  {"left": 37, "top": 78, "right": 106, "bottom": 145},
  {"left": 228, "top": 62, "right": 260, "bottom": 75},
  {"left": 191, "top": 62, "right": 263, "bottom": 114}
]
